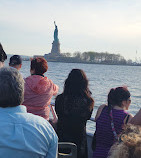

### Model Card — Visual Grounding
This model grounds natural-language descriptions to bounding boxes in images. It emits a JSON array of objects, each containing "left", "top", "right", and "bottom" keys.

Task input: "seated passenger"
[
  {"left": 92, "top": 87, "right": 133, "bottom": 158},
  {"left": 9, "top": 55, "right": 22, "bottom": 70},
  {"left": 108, "top": 124, "right": 141, "bottom": 158},
  {"left": 0, "top": 43, "right": 7, "bottom": 68},
  {"left": 0, "top": 67, "right": 58, "bottom": 158},
  {"left": 55, "top": 69, "right": 94, "bottom": 158},
  {"left": 23, "top": 57, "right": 59, "bottom": 120}
]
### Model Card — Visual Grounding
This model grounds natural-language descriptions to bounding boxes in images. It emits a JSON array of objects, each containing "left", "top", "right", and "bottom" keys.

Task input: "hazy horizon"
[{"left": 1, "top": 0, "right": 141, "bottom": 61}]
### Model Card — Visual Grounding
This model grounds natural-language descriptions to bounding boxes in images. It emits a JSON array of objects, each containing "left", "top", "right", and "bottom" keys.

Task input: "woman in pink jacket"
[{"left": 23, "top": 57, "right": 59, "bottom": 120}]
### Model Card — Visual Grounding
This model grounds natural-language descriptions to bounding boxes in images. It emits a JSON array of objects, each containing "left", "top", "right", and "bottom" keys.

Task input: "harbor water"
[{"left": 5, "top": 61, "right": 141, "bottom": 135}]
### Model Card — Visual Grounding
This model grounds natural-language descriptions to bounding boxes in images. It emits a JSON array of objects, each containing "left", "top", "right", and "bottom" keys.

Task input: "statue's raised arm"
[
  {"left": 54, "top": 21, "right": 57, "bottom": 27},
  {"left": 54, "top": 21, "right": 59, "bottom": 42}
]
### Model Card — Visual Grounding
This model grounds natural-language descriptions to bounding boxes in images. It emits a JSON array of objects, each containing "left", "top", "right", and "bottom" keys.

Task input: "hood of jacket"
[{"left": 25, "top": 75, "right": 52, "bottom": 94}]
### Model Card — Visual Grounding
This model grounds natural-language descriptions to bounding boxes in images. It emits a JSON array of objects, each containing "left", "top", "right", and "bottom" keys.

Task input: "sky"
[{"left": 0, "top": 0, "right": 141, "bottom": 60}]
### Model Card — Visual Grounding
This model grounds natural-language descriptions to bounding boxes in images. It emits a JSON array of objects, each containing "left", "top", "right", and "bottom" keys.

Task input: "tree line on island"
[{"left": 61, "top": 51, "right": 139, "bottom": 65}]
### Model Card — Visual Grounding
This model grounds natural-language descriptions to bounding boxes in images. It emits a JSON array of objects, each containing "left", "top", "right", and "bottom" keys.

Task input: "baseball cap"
[{"left": 9, "top": 55, "right": 22, "bottom": 66}]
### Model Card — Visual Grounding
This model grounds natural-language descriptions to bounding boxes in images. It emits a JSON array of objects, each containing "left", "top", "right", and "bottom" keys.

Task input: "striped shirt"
[{"left": 93, "top": 106, "right": 128, "bottom": 158}]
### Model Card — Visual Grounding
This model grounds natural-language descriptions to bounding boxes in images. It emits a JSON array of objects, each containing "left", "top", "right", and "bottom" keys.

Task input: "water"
[{"left": 5, "top": 61, "right": 141, "bottom": 134}]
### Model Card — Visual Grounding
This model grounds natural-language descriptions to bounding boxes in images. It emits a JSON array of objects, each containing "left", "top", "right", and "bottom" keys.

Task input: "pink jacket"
[{"left": 23, "top": 75, "right": 59, "bottom": 120}]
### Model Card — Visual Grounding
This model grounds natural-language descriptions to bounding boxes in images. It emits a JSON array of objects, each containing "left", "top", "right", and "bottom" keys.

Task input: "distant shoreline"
[
  {"left": 7, "top": 54, "right": 141, "bottom": 66},
  {"left": 44, "top": 52, "right": 141, "bottom": 66},
  {"left": 41, "top": 59, "right": 141, "bottom": 67}
]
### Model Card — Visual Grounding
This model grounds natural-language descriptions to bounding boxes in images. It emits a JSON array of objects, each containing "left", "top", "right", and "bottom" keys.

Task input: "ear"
[
  {"left": 122, "top": 100, "right": 129, "bottom": 110},
  {"left": 30, "top": 69, "right": 35, "bottom": 75},
  {"left": 121, "top": 100, "right": 126, "bottom": 107}
]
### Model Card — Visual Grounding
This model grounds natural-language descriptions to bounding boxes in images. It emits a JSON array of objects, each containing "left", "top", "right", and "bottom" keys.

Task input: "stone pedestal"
[{"left": 51, "top": 41, "right": 61, "bottom": 56}]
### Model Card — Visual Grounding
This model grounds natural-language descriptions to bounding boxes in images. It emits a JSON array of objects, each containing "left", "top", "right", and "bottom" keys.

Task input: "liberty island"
[{"left": 43, "top": 22, "right": 140, "bottom": 66}]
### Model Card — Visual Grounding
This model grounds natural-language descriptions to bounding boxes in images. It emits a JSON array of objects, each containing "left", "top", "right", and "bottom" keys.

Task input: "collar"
[
  {"left": 0, "top": 105, "right": 27, "bottom": 113},
  {"left": 32, "top": 74, "right": 44, "bottom": 77}
]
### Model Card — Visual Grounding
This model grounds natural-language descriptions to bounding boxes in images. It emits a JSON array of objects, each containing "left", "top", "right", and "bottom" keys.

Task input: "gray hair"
[{"left": 0, "top": 67, "right": 24, "bottom": 107}]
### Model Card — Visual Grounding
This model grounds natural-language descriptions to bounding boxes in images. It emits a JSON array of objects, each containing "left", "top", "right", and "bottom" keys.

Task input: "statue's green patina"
[{"left": 54, "top": 21, "right": 59, "bottom": 42}]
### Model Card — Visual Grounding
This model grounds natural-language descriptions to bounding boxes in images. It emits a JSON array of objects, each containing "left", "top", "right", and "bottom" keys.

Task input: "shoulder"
[
  {"left": 24, "top": 75, "right": 37, "bottom": 86},
  {"left": 55, "top": 94, "right": 64, "bottom": 106},
  {"left": 46, "top": 78, "right": 55, "bottom": 85},
  {"left": 56, "top": 94, "right": 63, "bottom": 101},
  {"left": 47, "top": 78, "right": 59, "bottom": 90},
  {"left": 23, "top": 113, "right": 57, "bottom": 137},
  {"left": 95, "top": 104, "right": 107, "bottom": 121},
  {"left": 22, "top": 112, "right": 50, "bottom": 126},
  {"left": 24, "top": 76, "right": 30, "bottom": 83}
]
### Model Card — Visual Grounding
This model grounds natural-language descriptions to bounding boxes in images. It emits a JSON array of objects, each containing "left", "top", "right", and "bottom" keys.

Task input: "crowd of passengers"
[{"left": 0, "top": 43, "right": 141, "bottom": 158}]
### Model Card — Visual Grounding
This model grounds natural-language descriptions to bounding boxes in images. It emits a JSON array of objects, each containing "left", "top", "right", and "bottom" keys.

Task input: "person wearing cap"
[
  {"left": 9, "top": 55, "right": 22, "bottom": 70},
  {"left": 0, "top": 43, "right": 7, "bottom": 68}
]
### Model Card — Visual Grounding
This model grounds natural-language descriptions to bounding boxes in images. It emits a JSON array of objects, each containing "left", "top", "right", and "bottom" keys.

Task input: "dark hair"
[
  {"left": 0, "top": 67, "right": 24, "bottom": 107},
  {"left": 63, "top": 69, "right": 94, "bottom": 109},
  {"left": 108, "top": 87, "right": 130, "bottom": 109},
  {"left": 64, "top": 69, "right": 89, "bottom": 96},
  {"left": 31, "top": 57, "right": 48, "bottom": 75},
  {"left": 0, "top": 43, "right": 7, "bottom": 62},
  {"left": 9, "top": 55, "right": 22, "bottom": 66}
]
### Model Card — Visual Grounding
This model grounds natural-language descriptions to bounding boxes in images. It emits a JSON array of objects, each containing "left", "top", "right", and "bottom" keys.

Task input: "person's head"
[
  {"left": 0, "top": 43, "right": 7, "bottom": 68},
  {"left": 9, "top": 55, "right": 22, "bottom": 70},
  {"left": 0, "top": 67, "right": 24, "bottom": 107},
  {"left": 64, "top": 69, "right": 89, "bottom": 96},
  {"left": 108, "top": 87, "right": 131, "bottom": 110},
  {"left": 62, "top": 69, "right": 94, "bottom": 111},
  {"left": 108, "top": 124, "right": 141, "bottom": 158},
  {"left": 30, "top": 57, "right": 48, "bottom": 75}
]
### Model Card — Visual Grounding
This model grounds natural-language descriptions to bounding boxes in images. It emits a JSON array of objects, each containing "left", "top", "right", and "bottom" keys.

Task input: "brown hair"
[
  {"left": 30, "top": 57, "right": 48, "bottom": 75},
  {"left": 63, "top": 69, "right": 94, "bottom": 111}
]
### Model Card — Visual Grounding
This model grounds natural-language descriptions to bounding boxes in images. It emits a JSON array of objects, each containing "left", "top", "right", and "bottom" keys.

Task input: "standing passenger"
[
  {"left": 93, "top": 87, "right": 133, "bottom": 158},
  {"left": 0, "top": 67, "right": 58, "bottom": 158},
  {"left": 55, "top": 69, "right": 94, "bottom": 158},
  {"left": 23, "top": 57, "right": 59, "bottom": 120},
  {"left": 9, "top": 55, "right": 22, "bottom": 70},
  {"left": 0, "top": 43, "right": 7, "bottom": 68}
]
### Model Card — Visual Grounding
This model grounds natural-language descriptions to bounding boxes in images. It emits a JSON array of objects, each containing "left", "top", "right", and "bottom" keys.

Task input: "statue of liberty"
[
  {"left": 54, "top": 21, "right": 59, "bottom": 42},
  {"left": 50, "top": 21, "right": 61, "bottom": 55}
]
